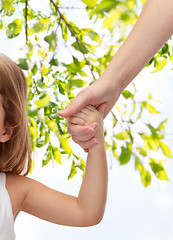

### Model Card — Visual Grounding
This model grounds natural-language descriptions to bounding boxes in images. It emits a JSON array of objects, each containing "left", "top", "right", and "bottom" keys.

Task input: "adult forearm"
[
  {"left": 77, "top": 129, "right": 108, "bottom": 225},
  {"left": 101, "top": 0, "right": 173, "bottom": 93}
]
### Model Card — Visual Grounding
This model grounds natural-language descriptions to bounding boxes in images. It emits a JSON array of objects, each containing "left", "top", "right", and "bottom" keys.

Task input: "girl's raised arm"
[{"left": 6, "top": 104, "right": 107, "bottom": 227}]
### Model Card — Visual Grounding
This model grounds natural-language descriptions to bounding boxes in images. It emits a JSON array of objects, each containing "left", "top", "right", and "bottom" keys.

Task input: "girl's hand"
[
  {"left": 68, "top": 104, "right": 106, "bottom": 151},
  {"left": 67, "top": 121, "right": 99, "bottom": 151}
]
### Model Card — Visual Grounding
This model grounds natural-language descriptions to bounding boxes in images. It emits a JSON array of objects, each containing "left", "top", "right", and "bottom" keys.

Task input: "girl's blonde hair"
[{"left": 0, "top": 54, "right": 31, "bottom": 175}]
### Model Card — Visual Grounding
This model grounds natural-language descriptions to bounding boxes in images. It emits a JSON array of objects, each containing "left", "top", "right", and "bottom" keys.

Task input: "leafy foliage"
[{"left": 0, "top": 0, "right": 172, "bottom": 187}]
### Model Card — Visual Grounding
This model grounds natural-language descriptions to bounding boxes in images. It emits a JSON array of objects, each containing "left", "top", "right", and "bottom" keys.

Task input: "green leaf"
[
  {"left": 112, "top": 112, "right": 118, "bottom": 127},
  {"left": 73, "top": 155, "right": 86, "bottom": 172},
  {"left": 149, "top": 159, "right": 169, "bottom": 181},
  {"left": 44, "top": 32, "right": 57, "bottom": 51},
  {"left": 60, "top": 22, "right": 68, "bottom": 41},
  {"left": 136, "top": 147, "right": 147, "bottom": 157},
  {"left": 45, "top": 119, "right": 58, "bottom": 132},
  {"left": 42, "top": 154, "right": 51, "bottom": 167},
  {"left": 28, "top": 117, "right": 38, "bottom": 139},
  {"left": 58, "top": 81, "right": 66, "bottom": 95},
  {"left": 1, "top": 0, "right": 13, "bottom": 11},
  {"left": 0, "top": 20, "right": 3, "bottom": 30},
  {"left": 68, "top": 79, "right": 87, "bottom": 88},
  {"left": 52, "top": 146, "right": 61, "bottom": 164},
  {"left": 35, "top": 94, "right": 51, "bottom": 108},
  {"left": 159, "top": 141, "right": 172, "bottom": 158},
  {"left": 114, "top": 131, "right": 130, "bottom": 140},
  {"left": 87, "top": 31, "right": 100, "bottom": 42},
  {"left": 68, "top": 160, "right": 77, "bottom": 180},
  {"left": 58, "top": 135, "right": 72, "bottom": 154},
  {"left": 119, "top": 143, "right": 132, "bottom": 165},
  {"left": 157, "top": 119, "right": 167, "bottom": 131},
  {"left": 81, "top": 0, "right": 98, "bottom": 8},
  {"left": 135, "top": 157, "right": 151, "bottom": 187},
  {"left": 143, "top": 136, "right": 159, "bottom": 151},
  {"left": 141, "top": 171, "right": 151, "bottom": 187},
  {"left": 113, "top": 149, "right": 118, "bottom": 158},
  {"left": 33, "top": 22, "right": 45, "bottom": 33},
  {"left": 72, "top": 41, "right": 89, "bottom": 54},
  {"left": 23, "top": 8, "right": 34, "bottom": 20},
  {"left": 142, "top": 101, "right": 159, "bottom": 114},
  {"left": 160, "top": 43, "right": 169, "bottom": 55},
  {"left": 6, "top": 19, "right": 22, "bottom": 38},
  {"left": 29, "top": 159, "right": 34, "bottom": 174},
  {"left": 153, "top": 58, "right": 167, "bottom": 73},
  {"left": 41, "top": 65, "right": 50, "bottom": 75},
  {"left": 93, "top": 1, "right": 118, "bottom": 14},
  {"left": 122, "top": 90, "right": 133, "bottom": 99},
  {"left": 17, "top": 58, "right": 28, "bottom": 70},
  {"left": 50, "top": 58, "right": 59, "bottom": 66}
]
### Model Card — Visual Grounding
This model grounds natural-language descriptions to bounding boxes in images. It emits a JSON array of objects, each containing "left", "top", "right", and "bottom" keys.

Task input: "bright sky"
[{"left": 1, "top": 0, "right": 173, "bottom": 239}]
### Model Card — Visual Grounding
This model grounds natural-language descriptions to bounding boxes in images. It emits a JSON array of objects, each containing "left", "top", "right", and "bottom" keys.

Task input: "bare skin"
[
  {"left": 59, "top": 0, "right": 173, "bottom": 150},
  {"left": 0, "top": 94, "right": 108, "bottom": 226}
]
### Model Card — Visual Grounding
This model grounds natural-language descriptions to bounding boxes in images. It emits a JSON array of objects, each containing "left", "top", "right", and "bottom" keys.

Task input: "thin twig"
[
  {"left": 25, "top": 0, "right": 28, "bottom": 42},
  {"left": 50, "top": 0, "right": 96, "bottom": 81},
  {"left": 58, "top": 6, "right": 86, "bottom": 10}
]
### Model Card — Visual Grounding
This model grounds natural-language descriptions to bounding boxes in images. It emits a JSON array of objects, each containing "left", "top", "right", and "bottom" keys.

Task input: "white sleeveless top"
[{"left": 0, "top": 173, "right": 15, "bottom": 240}]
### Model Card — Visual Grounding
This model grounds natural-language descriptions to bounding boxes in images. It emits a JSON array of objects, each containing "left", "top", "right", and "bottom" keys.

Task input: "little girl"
[{"left": 0, "top": 54, "right": 108, "bottom": 240}]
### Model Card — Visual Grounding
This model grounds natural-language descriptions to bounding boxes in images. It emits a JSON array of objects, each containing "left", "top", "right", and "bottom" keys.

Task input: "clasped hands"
[
  {"left": 67, "top": 103, "right": 106, "bottom": 152},
  {"left": 58, "top": 78, "right": 120, "bottom": 150}
]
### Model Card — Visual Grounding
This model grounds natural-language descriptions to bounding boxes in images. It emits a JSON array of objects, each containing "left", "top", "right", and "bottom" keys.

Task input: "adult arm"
[
  {"left": 59, "top": 0, "right": 173, "bottom": 118},
  {"left": 59, "top": 0, "right": 173, "bottom": 150}
]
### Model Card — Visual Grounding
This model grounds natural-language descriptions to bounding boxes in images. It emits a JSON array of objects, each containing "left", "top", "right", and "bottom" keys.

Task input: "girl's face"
[{"left": 0, "top": 94, "right": 12, "bottom": 143}]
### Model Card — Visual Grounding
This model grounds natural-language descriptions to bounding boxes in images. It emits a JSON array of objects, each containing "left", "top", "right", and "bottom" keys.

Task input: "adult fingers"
[
  {"left": 97, "top": 103, "right": 107, "bottom": 118},
  {"left": 58, "top": 88, "right": 90, "bottom": 118}
]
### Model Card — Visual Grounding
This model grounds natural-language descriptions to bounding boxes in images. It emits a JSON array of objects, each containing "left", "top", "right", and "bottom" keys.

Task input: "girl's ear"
[{"left": 0, "top": 126, "right": 13, "bottom": 143}]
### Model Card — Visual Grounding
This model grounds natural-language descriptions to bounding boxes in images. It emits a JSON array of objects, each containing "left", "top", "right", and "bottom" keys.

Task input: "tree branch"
[
  {"left": 25, "top": 0, "right": 28, "bottom": 42},
  {"left": 49, "top": 0, "right": 96, "bottom": 81}
]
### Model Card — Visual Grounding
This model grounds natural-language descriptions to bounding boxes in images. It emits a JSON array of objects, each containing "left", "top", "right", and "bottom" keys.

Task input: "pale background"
[{"left": 0, "top": 0, "right": 173, "bottom": 239}]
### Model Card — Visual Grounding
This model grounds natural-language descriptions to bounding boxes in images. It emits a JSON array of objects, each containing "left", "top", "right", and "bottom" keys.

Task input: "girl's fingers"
[
  {"left": 68, "top": 116, "right": 86, "bottom": 126},
  {"left": 72, "top": 133, "right": 94, "bottom": 142},
  {"left": 75, "top": 137, "right": 99, "bottom": 149},
  {"left": 80, "top": 105, "right": 96, "bottom": 115},
  {"left": 67, "top": 122, "right": 96, "bottom": 139}
]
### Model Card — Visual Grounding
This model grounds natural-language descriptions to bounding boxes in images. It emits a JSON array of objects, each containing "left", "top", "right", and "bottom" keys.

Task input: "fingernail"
[
  {"left": 93, "top": 138, "right": 99, "bottom": 144},
  {"left": 58, "top": 111, "right": 63, "bottom": 116},
  {"left": 91, "top": 122, "right": 98, "bottom": 131}
]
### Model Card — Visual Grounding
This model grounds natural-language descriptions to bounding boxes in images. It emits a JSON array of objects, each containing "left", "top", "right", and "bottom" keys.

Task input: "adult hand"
[
  {"left": 60, "top": 0, "right": 173, "bottom": 150},
  {"left": 59, "top": 78, "right": 120, "bottom": 119}
]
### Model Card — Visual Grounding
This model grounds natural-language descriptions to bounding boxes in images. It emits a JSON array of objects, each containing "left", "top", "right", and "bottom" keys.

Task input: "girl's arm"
[{"left": 6, "top": 105, "right": 107, "bottom": 226}]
